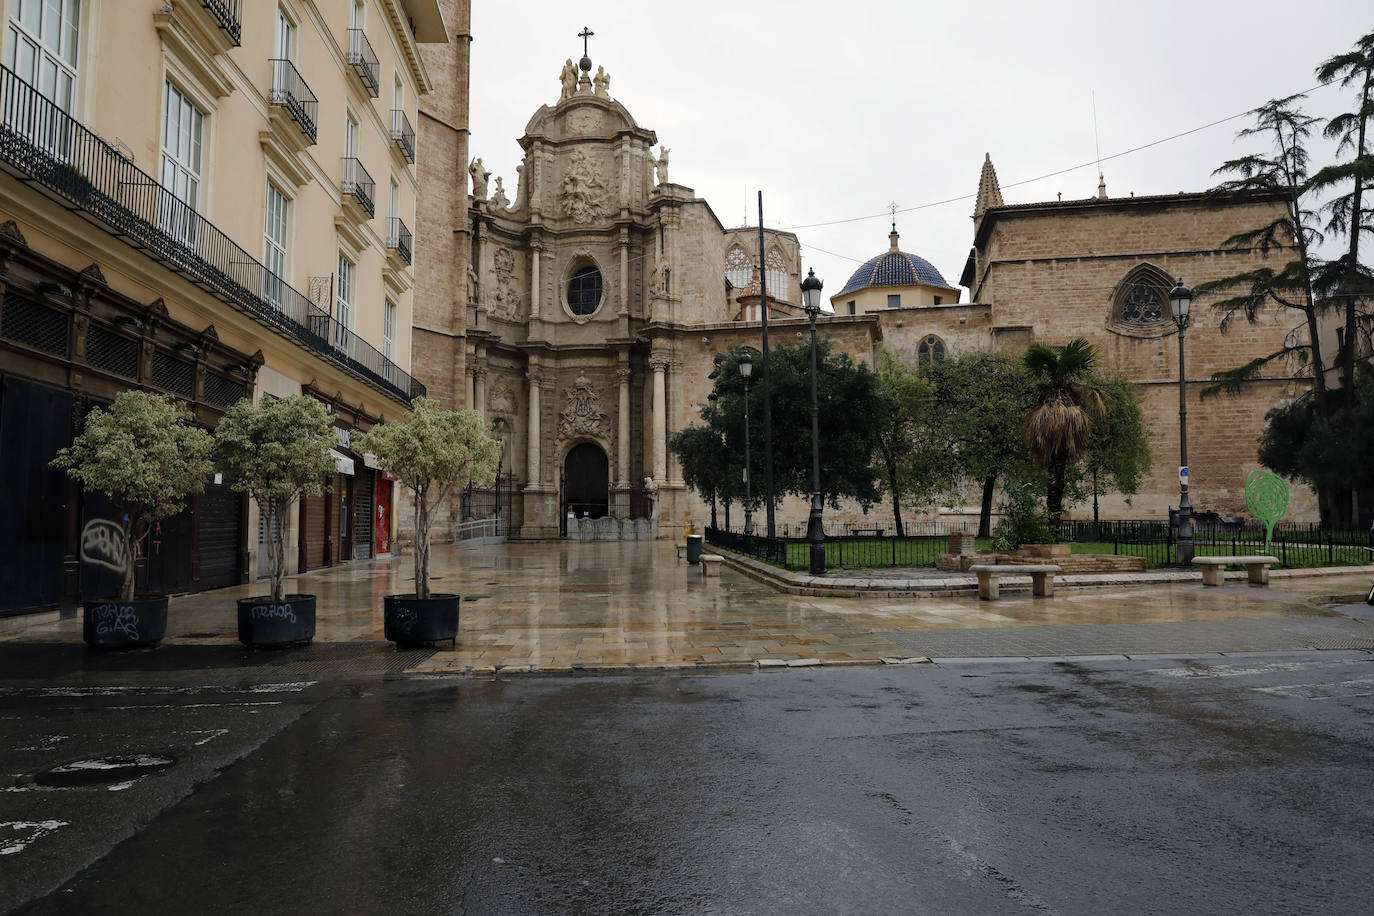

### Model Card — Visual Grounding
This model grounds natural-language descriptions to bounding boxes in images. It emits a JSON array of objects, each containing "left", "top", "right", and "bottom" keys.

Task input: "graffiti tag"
[
  {"left": 89, "top": 604, "right": 140, "bottom": 640},
  {"left": 80, "top": 519, "right": 128, "bottom": 573},
  {"left": 250, "top": 604, "right": 297, "bottom": 624}
]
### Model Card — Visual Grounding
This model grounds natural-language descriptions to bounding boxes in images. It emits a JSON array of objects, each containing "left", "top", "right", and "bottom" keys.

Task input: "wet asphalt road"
[{"left": 3, "top": 653, "right": 1373, "bottom": 915}]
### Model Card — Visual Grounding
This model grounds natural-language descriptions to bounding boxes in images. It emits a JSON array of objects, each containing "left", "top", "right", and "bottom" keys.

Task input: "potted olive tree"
[
  {"left": 51, "top": 390, "right": 213, "bottom": 649},
  {"left": 214, "top": 394, "right": 336, "bottom": 649},
  {"left": 353, "top": 398, "right": 499, "bottom": 647}
]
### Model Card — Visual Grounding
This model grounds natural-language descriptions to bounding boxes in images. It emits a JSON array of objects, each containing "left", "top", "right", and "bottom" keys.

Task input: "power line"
[{"left": 781, "top": 81, "right": 1334, "bottom": 233}]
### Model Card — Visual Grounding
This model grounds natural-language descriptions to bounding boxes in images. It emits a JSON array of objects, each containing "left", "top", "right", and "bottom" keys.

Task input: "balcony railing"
[
  {"left": 269, "top": 59, "right": 318, "bottom": 144},
  {"left": 341, "top": 157, "right": 375, "bottom": 218},
  {"left": 0, "top": 64, "right": 423, "bottom": 405},
  {"left": 346, "top": 29, "right": 380, "bottom": 98},
  {"left": 201, "top": 0, "right": 242, "bottom": 45},
  {"left": 387, "top": 218, "right": 412, "bottom": 266},
  {"left": 390, "top": 109, "right": 415, "bottom": 164}
]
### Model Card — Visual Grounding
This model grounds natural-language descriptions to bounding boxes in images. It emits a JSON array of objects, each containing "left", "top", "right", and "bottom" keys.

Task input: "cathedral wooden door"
[{"left": 563, "top": 443, "right": 609, "bottom": 521}]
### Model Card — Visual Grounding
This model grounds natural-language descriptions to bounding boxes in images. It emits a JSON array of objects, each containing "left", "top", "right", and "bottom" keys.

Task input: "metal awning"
[{"left": 330, "top": 449, "right": 355, "bottom": 476}]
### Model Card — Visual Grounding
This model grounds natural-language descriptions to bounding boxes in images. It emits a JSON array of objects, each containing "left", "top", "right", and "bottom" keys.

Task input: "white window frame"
[
  {"left": 275, "top": 6, "right": 295, "bottom": 60},
  {"left": 6, "top": 0, "right": 81, "bottom": 155},
  {"left": 160, "top": 80, "right": 204, "bottom": 249},
  {"left": 336, "top": 251, "right": 355, "bottom": 339},
  {"left": 263, "top": 180, "right": 289, "bottom": 308},
  {"left": 383, "top": 299, "right": 396, "bottom": 362}
]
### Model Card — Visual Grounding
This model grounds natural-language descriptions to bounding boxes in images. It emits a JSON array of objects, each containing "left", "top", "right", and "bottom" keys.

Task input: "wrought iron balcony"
[
  {"left": 269, "top": 59, "right": 318, "bottom": 145},
  {"left": 341, "top": 157, "right": 374, "bottom": 219},
  {"left": 390, "top": 109, "right": 415, "bottom": 164},
  {"left": 0, "top": 64, "right": 423, "bottom": 405},
  {"left": 201, "top": 0, "right": 242, "bottom": 45},
  {"left": 346, "top": 29, "right": 380, "bottom": 98},
  {"left": 387, "top": 218, "right": 412, "bottom": 266}
]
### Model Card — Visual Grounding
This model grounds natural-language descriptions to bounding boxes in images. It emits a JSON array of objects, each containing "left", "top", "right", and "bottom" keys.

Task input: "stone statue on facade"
[
  {"left": 468, "top": 157, "right": 490, "bottom": 201},
  {"left": 466, "top": 266, "right": 479, "bottom": 304},
  {"left": 491, "top": 176, "right": 510, "bottom": 210},
  {"left": 593, "top": 66, "right": 610, "bottom": 98},
  {"left": 559, "top": 59, "right": 577, "bottom": 100},
  {"left": 654, "top": 146, "right": 670, "bottom": 186}
]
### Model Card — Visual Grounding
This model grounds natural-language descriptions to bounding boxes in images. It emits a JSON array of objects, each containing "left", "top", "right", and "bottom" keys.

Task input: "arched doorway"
[{"left": 563, "top": 442, "right": 609, "bottom": 522}]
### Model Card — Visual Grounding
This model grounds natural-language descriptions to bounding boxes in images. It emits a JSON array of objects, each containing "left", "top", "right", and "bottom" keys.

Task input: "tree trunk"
[
  {"left": 1046, "top": 460, "right": 1067, "bottom": 531},
  {"left": 414, "top": 486, "right": 430, "bottom": 601},
  {"left": 120, "top": 516, "right": 137, "bottom": 603},
  {"left": 978, "top": 475, "right": 996, "bottom": 538},
  {"left": 265, "top": 497, "right": 287, "bottom": 602},
  {"left": 710, "top": 494, "right": 717, "bottom": 529},
  {"left": 1343, "top": 67, "right": 1370, "bottom": 418},
  {"left": 724, "top": 500, "right": 731, "bottom": 531},
  {"left": 883, "top": 450, "right": 904, "bottom": 538}
]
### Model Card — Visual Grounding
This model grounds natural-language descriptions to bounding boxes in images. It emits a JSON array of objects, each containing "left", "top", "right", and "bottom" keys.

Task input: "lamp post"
[
  {"left": 740, "top": 352, "right": 754, "bottom": 537},
  {"left": 1170, "top": 278, "right": 1194, "bottom": 567},
  {"left": 800, "top": 268, "right": 826, "bottom": 575}
]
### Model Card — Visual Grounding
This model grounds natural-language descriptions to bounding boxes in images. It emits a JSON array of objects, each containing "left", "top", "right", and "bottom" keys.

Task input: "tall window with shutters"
[
  {"left": 263, "top": 182, "right": 289, "bottom": 307},
  {"left": 160, "top": 81, "right": 204, "bottom": 249},
  {"left": 6, "top": 0, "right": 81, "bottom": 154}
]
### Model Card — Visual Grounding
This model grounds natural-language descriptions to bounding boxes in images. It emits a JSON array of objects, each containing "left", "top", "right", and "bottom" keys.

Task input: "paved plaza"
[{"left": 2, "top": 541, "right": 1371, "bottom": 678}]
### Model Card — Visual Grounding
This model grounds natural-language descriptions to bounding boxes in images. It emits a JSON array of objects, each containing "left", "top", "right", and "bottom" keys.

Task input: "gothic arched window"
[
  {"left": 1108, "top": 263, "right": 1173, "bottom": 336},
  {"left": 725, "top": 246, "right": 751, "bottom": 290},
  {"left": 765, "top": 248, "right": 787, "bottom": 299},
  {"left": 917, "top": 335, "right": 946, "bottom": 365}
]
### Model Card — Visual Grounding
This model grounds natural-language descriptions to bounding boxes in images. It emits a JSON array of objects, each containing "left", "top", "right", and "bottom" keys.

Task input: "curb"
[
  {"left": 710, "top": 548, "right": 1374, "bottom": 599},
  {"left": 405, "top": 655, "right": 934, "bottom": 678}
]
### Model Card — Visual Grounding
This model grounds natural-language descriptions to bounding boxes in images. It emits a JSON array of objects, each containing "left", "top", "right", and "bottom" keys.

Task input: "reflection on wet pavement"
[{"left": 4, "top": 542, "right": 1369, "bottom": 674}]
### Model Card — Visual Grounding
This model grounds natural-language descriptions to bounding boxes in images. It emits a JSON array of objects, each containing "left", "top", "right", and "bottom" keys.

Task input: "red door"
[{"left": 374, "top": 475, "right": 393, "bottom": 555}]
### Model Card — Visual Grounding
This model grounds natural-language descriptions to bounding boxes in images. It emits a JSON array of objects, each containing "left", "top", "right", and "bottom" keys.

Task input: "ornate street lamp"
[
  {"left": 800, "top": 268, "right": 826, "bottom": 575},
  {"left": 740, "top": 352, "right": 754, "bottom": 537},
  {"left": 1170, "top": 278, "right": 1194, "bottom": 566}
]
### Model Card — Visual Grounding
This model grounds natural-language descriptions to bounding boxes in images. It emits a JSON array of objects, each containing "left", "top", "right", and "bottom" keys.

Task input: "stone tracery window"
[
  {"left": 725, "top": 245, "right": 751, "bottom": 290},
  {"left": 765, "top": 248, "right": 787, "bottom": 298},
  {"left": 1109, "top": 263, "right": 1172, "bottom": 334},
  {"left": 917, "top": 334, "right": 946, "bottom": 365}
]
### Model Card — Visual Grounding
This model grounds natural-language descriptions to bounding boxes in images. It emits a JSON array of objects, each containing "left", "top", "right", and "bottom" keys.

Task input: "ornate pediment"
[{"left": 558, "top": 372, "right": 605, "bottom": 439}]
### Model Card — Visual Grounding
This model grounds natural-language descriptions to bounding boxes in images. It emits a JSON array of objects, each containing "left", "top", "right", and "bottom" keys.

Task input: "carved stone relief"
[
  {"left": 489, "top": 379, "right": 517, "bottom": 417},
  {"left": 489, "top": 248, "right": 520, "bottom": 320},
  {"left": 559, "top": 150, "right": 610, "bottom": 225},
  {"left": 558, "top": 372, "right": 605, "bottom": 440},
  {"left": 567, "top": 110, "right": 600, "bottom": 136}
]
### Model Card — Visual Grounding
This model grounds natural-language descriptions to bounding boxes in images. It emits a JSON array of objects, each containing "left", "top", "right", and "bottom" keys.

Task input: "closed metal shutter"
[
  {"left": 353, "top": 470, "right": 373, "bottom": 559},
  {"left": 196, "top": 477, "right": 240, "bottom": 590},
  {"left": 301, "top": 491, "right": 326, "bottom": 569},
  {"left": 0, "top": 376, "right": 73, "bottom": 613}
]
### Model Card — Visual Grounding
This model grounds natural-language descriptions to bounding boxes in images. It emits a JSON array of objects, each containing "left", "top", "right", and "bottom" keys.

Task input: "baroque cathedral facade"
[{"left": 415, "top": 5, "right": 1315, "bottom": 537}]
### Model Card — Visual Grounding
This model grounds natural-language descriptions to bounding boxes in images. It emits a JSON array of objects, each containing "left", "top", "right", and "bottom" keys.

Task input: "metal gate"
[
  {"left": 460, "top": 472, "right": 514, "bottom": 534},
  {"left": 352, "top": 470, "right": 373, "bottom": 559},
  {"left": 196, "top": 475, "right": 241, "bottom": 590}
]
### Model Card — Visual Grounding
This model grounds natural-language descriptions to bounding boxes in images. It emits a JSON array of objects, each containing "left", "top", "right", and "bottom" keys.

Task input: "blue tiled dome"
[{"left": 838, "top": 233, "right": 956, "bottom": 296}]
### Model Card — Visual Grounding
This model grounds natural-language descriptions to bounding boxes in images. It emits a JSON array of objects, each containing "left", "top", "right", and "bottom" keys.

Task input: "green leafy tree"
[
  {"left": 1312, "top": 30, "right": 1374, "bottom": 406},
  {"left": 50, "top": 391, "right": 213, "bottom": 602},
  {"left": 213, "top": 395, "right": 336, "bottom": 602},
  {"left": 1075, "top": 374, "right": 1153, "bottom": 523},
  {"left": 1257, "top": 374, "right": 1374, "bottom": 507},
  {"left": 872, "top": 347, "right": 949, "bottom": 536},
  {"left": 922, "top": 350, "right": 1035, "bottom": 537},
  {"left": 1022, "top": 339, "right": 1105, "bottom": 529},
  {"left": 669, "top": 424, "right": 730, "bottom": 528},
  {"left": 675, "top": 341, "right": 883, "bottom": 525},
  {"left": 353, "top": 399, "right": 499, "bottom": 599}
]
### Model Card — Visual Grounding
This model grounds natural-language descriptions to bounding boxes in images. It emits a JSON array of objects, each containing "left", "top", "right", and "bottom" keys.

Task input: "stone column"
[
  {"left": 650, "top": 354, "right": 668, "bottom": 482},
  {"left": 617, "top": 228, "right": 630, "bottom": 317},
  {"left": 474, "top": 367, "right": 487, "bottom": 424},
  {"left": 525, "top": 368, "right": 542, "bottom": 487},
  {"left": 616, "top": 366, "right": 631, "bottom": 487},
  {"left": 529, "top": 247, "right": 541, "bottom": 319},
  {"left": 468, "top": 367, "right": 478, "bottom": 413}
]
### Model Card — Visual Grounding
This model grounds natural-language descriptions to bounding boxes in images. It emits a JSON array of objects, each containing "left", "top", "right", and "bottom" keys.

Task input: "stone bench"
[
  {"left": 1194, "top": 556, "right": 1279, "bottom": 586},
  {"left": 700, "top": 554, "right": 723, "bottom": 577},
  {"left": 968, "top": 564, "right": 1061, "bottom": 600},
  {"left": 675, "top": 542, "right": 688, "bottom": 562}
]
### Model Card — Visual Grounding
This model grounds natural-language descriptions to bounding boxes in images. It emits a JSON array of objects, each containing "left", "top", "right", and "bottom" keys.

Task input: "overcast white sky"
[{"left": 468, "top": 0, "right": 1366, "bottom": 302}]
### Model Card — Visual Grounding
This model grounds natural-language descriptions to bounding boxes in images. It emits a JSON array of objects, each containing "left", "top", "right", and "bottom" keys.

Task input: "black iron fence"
[
  {"left": 201, "top": 0, "right": 242, "bottom": 45},
  {"left": 0, "top": 64, "right": 422, "bottom": 406},
  {"left": 706, "top": 517, "right": 1373, "bottom": 572},
  {"left": 346, "top": 29, "right": 380, "bottom": 97},
  {"left": 390, "top": 109, "right": 415, "bottom": 163},
  {"left": 387, "top": 217, "right": 412, "bottom": 265},
  {"left": 269, "top": 59, "right": 318, "bottom": 143}
]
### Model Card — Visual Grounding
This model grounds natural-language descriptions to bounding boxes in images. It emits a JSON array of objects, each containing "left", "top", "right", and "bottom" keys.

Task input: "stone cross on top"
[{"left": 578, "top": 27, "right": 594, "bottom": 72}]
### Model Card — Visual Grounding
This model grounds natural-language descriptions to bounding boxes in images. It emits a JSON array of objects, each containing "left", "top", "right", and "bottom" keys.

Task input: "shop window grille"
[
  {"left": 1, "top": 292, "right": 68, "bottom": 355},
  {"left": 152, "top": 352, "right": 195, "bottom": 397},
  {"left": 86, "top": 326, "right": 139, "bottom": 378},
  {"left": 204, "top": 373, "right": 246, "bottom": 408}
]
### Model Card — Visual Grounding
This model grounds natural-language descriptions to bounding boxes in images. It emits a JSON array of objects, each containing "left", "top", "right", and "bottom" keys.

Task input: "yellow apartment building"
[{"left": 0, "top": 0, "right": 448, "bottom": 621}]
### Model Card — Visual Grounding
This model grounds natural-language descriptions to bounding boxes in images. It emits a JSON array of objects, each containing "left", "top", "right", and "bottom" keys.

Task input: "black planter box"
[
  {"left": 237, "top": 595, "right": 316, "bottom": 648},
  {"left": 83, "top": 597, "right": 168, "bottom": 649},
  {"left": 384, "top": 594, "right": 459, "bottom": 647}
]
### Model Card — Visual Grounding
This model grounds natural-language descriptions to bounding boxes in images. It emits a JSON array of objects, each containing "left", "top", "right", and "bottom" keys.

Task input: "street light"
[
  {"left": 740, "top": 352, "right": 754, "bottom": 537},
  {"left": 800, "top": 268, "right": 826, "bottom": 575},
  {"left": 1169, "top": 278, "right": 1194, "bottom": 567}
]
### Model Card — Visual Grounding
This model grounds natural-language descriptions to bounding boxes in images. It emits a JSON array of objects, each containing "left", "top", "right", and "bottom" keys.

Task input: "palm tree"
[{"left": 1022, "top": 339, "right": 1106, "bottom": 529}]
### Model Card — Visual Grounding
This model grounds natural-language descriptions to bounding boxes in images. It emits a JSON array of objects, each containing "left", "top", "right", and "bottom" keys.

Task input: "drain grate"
[{"left": 35, "top": 754, "right": 175, "bottom": 787}]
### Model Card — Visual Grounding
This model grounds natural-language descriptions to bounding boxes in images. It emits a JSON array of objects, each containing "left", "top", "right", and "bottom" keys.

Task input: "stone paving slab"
[{"left": 881, "top": 617, "right": 1374, "bottom": 660}]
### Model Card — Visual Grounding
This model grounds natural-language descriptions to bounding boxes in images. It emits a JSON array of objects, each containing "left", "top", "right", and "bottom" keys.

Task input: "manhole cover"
[{"left": 35, "top": 754, "right": 175, "bottom": 787}]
